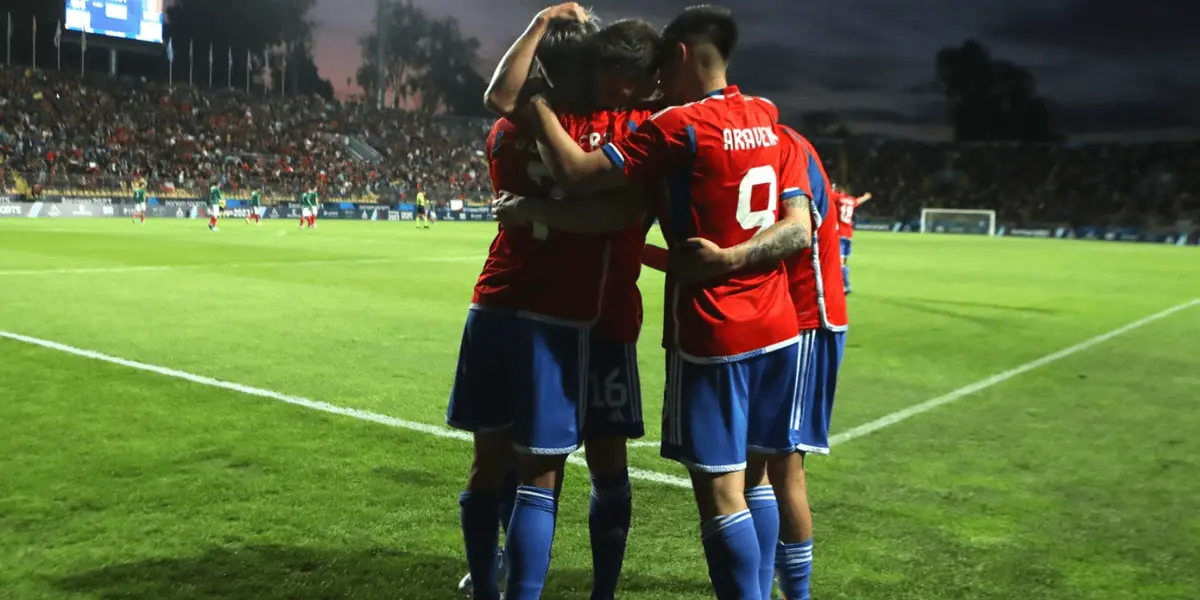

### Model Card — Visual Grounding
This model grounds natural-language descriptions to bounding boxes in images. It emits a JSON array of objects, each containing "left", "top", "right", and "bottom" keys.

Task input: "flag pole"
[
  {"left": 32, "top": 15, "right": 37, "bottom": 70},
  {"left": 188, "top": 39, "right": 193, "bottom": 86},
  {"left": 227, "top": 47, "right": 232, "bottom": 88},
  {"left": 80, "top": 30, "right": 86, "bottom": 76},
  {"left": 281, "top": 46, "right": 287, "bottom": 98},
  {"left": 7, "top": 12, "right": 12, "bottom": 67},
  {"left": 55, "top": 21, "right": 61, "bottom": 70},
  {"left": 208, "top": 43, "right": 213, "bottom": 87},
  {"left": 245, "top": 48, "right": 250, "bottom": 94}
]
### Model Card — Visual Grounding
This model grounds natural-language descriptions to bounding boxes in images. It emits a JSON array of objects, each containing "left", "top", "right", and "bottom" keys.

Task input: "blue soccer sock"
[
  {"left": 504, "top": 486, "right": 559, "bottom": 600},
  {"left": 775, "top": 539, "right": 813, "bottom": 600},
  {"left": 842, "top": 265, "right": 852, "bottom": 294},
  {"left": 589, "top": 470, "right": 632, "bottom": 600},
  {"left": 746, "top": 486, "right": 780, "bottom": 600},
  {"left": 498, "top": 464, "right": 519, "bottom": 534},
  {"left": 700, "top": 510, "right": 762, "bottom": 600},
  {"left": 459, "top": 491, "right": 502, "bottom": 600}
]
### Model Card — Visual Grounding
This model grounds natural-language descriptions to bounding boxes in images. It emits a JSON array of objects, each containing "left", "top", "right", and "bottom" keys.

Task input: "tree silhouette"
[
  {"left": 357, "top": 0, "right": 487, "bottom": 116},
  {"left": 936, "top": 40, "right": 1060, "bottom": 142}
]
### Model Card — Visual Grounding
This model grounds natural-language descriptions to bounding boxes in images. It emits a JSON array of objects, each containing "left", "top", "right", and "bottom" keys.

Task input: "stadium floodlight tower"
[{"left": 919, "top": 207, "right": 997, "bottom": 236}]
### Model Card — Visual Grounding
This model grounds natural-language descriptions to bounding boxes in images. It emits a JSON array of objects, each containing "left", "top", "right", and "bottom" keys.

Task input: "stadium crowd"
[
  {"left": 1, "top": 65, "right": 1196, "bottom": 229},
  {"left": 0, "top": 65, "right": 489, "bottom": 202}
]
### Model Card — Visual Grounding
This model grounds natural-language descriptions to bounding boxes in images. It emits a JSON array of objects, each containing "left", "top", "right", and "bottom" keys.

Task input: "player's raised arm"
[
  {"left": 484, "top": 4, "right": 588, "bottom": 116},
  {"left": 527, "top": 97, "right": 625, "bottom": 191},
  {"left": 492, "top": 188, "right": 644, "bottom": 233},
  {"left": 856, "top": 192, "right": 873, "bottom": 205}
]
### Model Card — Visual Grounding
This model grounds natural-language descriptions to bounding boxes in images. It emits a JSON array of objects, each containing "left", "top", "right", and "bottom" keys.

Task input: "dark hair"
[
  {"left": 593, "top": 19, "right": 662, "bottom": 78},
  {"left": 661, "top": 5, "right": 738, "bottom": 61},
  {"left": 536, "top": 17, "right": 600, "bottom": 91}
]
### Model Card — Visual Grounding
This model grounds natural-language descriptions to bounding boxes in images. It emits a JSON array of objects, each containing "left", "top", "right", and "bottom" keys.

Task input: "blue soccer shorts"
[
  {"left": 660, "top": 340, "right": 802, "bottom": 473},
  {"left": 789, "top": 328, "right": 846, "bottom": 455},
  {"left": 583, "top": 336, "right": 644, "bottom": 440},
  {"left": 446, "top": 307, "right": 588, "bottom": 455},
  {"left": 840, "top": 237, "right": 852, "bottom": 260}
]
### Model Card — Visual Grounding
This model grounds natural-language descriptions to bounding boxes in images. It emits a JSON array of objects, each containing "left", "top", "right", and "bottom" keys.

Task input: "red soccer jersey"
[
  {"left": 592, "top": 108, "right": 659, "bottom": 343},
  {"left": 833, "top": 189, "right": 859, "bottom": 239},
  {"left": 602, "top": 86, "right": 801, "bottom": 359},
  {"left": 779, "top": 126, "right": 849, "bottom": 331},
  {"left": 473, "top": 115, "right": 626, "bottom": 326}
]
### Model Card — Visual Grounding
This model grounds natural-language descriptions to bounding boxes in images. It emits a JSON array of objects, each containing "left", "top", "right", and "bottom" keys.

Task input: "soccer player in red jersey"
[
  {"left": 769, "top": 126, "right": 848, "bottom": 600},
  {"left": 522, "top": 6, "right": 814, "bottom": 598},
  {"left": 446, "top": 7, "right": 663, "bottom": 600},
  {"left": 616, "top": 126, "right": 846, "bottom": 600},
  {"left": 830, "top": 184, "right": 871, "bottom": 295}
]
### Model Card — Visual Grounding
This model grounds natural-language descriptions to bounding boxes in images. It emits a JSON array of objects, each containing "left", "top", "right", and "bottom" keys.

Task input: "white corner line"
[
  {"left": 0, "top": 331, "right": 692, "bottom": 489},
  {"left": 633, "top": 298, "right": 1199, "bottom": 450},
  {"left": 828, "top": 298, "right": 1200, "bottom": 446}
]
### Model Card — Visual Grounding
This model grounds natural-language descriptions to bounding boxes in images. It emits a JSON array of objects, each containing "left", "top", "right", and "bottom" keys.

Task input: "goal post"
[{"left": 919, "top": 208, "right": 997, "bottom": 236}]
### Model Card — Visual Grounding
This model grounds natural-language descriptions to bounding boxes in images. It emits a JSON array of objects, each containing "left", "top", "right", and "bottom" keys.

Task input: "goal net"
[{"left": 919, "top": 208, "right": 997, "bottom": 236}]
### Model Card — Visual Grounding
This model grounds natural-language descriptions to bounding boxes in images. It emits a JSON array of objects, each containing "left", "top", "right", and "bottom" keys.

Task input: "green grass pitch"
[{"left": 1, "top": 217, "right": 1198, "bottom": 600}]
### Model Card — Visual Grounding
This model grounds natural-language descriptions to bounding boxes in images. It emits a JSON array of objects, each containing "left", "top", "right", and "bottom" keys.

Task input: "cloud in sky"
[{"left": 309, "top": 0, "right": 1200, "bottom": 137}]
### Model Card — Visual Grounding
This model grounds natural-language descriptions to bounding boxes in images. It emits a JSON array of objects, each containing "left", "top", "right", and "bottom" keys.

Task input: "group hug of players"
[{"left": 446, "top": 4, "right": 871, "bottom": 600}]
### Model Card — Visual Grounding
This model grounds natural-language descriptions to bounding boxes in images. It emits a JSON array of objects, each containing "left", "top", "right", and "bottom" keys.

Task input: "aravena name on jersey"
[{"left": 601, "top": 86, "right": 804, "bottom": 361}]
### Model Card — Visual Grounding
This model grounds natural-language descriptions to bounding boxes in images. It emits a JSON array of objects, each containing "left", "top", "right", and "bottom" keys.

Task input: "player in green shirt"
[
  {"left": 246, "top": 189, "right": 263, "bottom": 225},
  {"left": 299, "top": 189, "right": 312, "bottom": 230},
  {"left": 132, "top": 180, "right": 148, "bottom": 224},
  {"left": 299, "top": 187, "right": 320, "bottom": 229},
  {"left": 208, "top": 184, "right": 223, "bottom": 232}
]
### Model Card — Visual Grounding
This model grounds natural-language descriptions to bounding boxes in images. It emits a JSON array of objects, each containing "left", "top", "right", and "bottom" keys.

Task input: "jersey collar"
[{"left": 705, "top": 85, "right": 740, "bottom": 99}]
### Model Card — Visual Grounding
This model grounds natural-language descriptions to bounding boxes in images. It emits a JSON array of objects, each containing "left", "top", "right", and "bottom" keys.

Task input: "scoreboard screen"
[{"left": 64, "top": 0, "right": 164, "bottom": 44}]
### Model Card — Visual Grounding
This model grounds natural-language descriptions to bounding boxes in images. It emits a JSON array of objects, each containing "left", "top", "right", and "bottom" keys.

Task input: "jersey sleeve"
[
  {"left": 601, "top": 108, "right": 692, "bottom": 184},
  {"left": 777, "top": 128, "right": 813, "bottom": 204},
  {"left": 485, "top": 119, "right": 506, "bottom": 162}
]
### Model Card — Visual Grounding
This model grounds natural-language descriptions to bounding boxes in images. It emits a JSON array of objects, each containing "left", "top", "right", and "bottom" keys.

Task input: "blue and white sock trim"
[{"left": 701, "top": 510, "right": 754, "bottom": 540}]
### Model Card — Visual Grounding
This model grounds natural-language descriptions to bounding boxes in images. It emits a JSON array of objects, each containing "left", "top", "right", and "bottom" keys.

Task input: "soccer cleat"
[{"left": 456, "top": 548, "right": 505, "bottom": 597}]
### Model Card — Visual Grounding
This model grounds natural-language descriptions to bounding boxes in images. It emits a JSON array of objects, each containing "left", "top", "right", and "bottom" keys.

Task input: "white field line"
[
  {"left": 0, "top": 256, "right": 483, "bottom": 276},
  {"left": 1, "top": 299, "right": 1193, "bottom": 489},
  {"left": 629, "top": 297, "right": 1200, "bottom": 449},
  {"left": 830, "top": 298, "right": 1200, "bottom": 445},
  {"left": 0, "top": 331, "right": 692, "bottom": 489}
]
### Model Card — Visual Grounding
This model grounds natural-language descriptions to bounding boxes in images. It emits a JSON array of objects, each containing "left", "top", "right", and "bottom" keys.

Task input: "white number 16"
[{"left": 736, "top": 165, "right": 778, "bottom": 236}]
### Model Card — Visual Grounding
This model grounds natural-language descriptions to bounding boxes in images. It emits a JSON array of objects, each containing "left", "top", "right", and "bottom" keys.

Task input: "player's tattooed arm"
[
  {"left": 527, "top": 97, "right": 628, "bottom": 192},
  {"left": 484, "top": 3, "right": 587, "bottom": 116},
  {"left": 492, "top": 188, "right": 644, "bottom": 233},
  {"left": 672, "top": 194, "right": 813, "bottom": 283}
]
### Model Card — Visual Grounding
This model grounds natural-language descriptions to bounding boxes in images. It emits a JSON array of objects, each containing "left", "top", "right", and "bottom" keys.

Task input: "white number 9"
[{"left": 736, "top": 165, "right": 778, "bottom": 236}]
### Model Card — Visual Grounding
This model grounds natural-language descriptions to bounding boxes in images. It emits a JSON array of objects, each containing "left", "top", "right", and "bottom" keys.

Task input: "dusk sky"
[{"left": 309, "top": 0, "right": 1200, "bottom": 139}]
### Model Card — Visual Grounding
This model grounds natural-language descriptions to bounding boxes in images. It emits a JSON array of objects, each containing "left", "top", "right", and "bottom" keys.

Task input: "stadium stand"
[{"left": 1, "top": 65, "right": 1197, "bottom": 231}]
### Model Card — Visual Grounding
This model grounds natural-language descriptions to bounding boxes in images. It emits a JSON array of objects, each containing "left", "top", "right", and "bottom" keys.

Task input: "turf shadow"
[{"left": 53, "top": 544, "right": 713, "bottom": 599}]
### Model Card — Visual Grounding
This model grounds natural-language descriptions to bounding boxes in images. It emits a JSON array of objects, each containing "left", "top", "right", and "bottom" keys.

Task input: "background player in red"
[
  {"left": 522, "top": 6, "right": 815, "bottom": 598},
  {"left": 465, "top": 10, "right": 663, "bottom": 600},
  {"left": 830, "top": 184, "right": 871, "bottom": 295}
]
